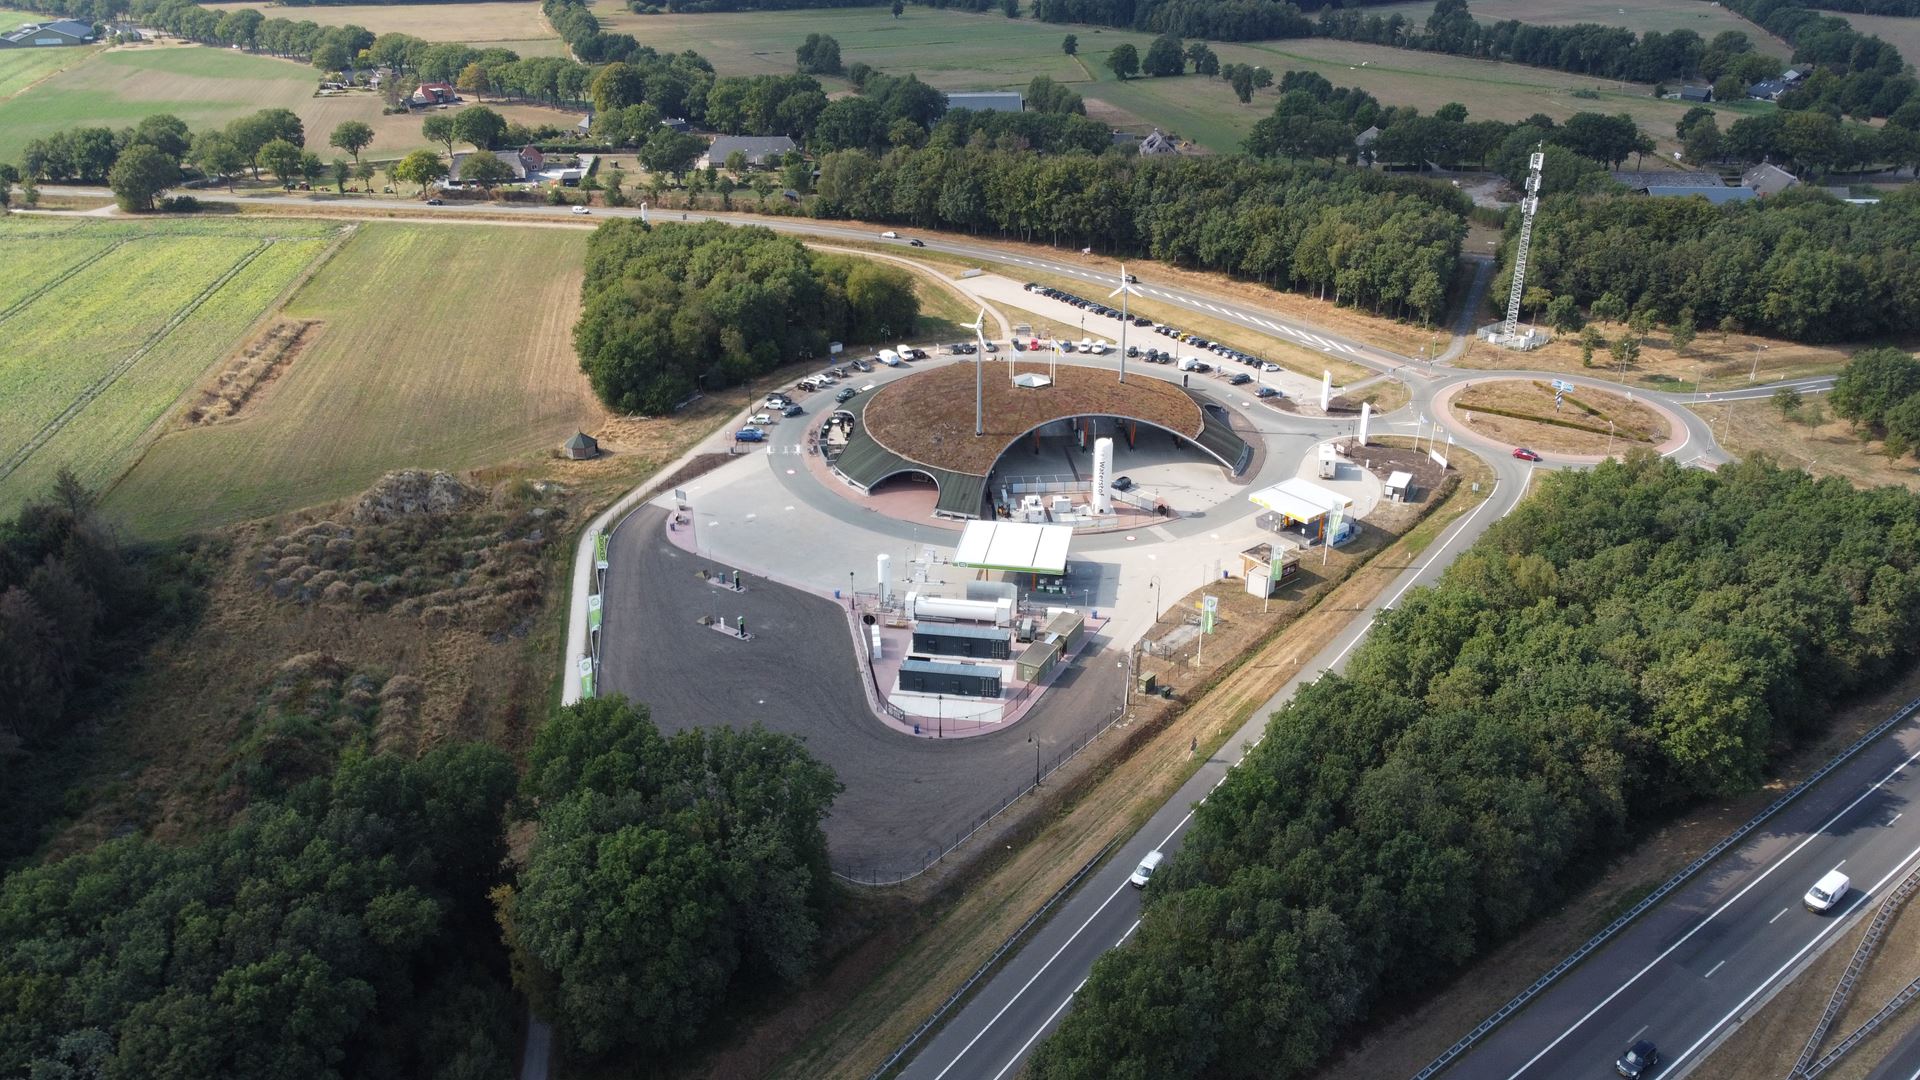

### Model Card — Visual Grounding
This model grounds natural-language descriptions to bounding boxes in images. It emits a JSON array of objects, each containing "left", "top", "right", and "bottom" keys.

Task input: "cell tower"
[{"left": 1500, "top": 148, "right": 1545, "bottom": 341}]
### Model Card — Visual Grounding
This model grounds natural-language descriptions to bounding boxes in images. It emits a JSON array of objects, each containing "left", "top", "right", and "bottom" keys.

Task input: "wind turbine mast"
[
  {"left": 968, "top": 308, "right": 988, "bottom": 436},
  {"left": 1109, "top": 265, "right": 1141, "bottom": 384}
]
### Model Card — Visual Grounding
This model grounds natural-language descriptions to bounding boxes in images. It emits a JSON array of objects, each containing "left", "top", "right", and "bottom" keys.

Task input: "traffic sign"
[{"left": 1550, "top": 379, "right": 1576, "bottom": 392}]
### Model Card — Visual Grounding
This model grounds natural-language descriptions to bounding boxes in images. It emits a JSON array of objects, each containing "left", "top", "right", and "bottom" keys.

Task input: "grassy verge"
[
  {"left": 1691, "top": 398, "right": 1920, "bottom": 493},
  {"left": 752, "top": 446, "right": 1495, "bottom": 1080}
]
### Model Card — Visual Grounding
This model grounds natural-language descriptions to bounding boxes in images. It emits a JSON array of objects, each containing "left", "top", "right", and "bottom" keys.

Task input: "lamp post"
[
  {"left": 1149, "top": 575, "right": 1160, "bottom": 623},
  {"left": 848, "top": 570, "right": 855, "bottom": 611},
  {"left": 1750, "top": 343, "right": 1767, "bottom": 383},
  {"left": 1027, "top": 735, "right": 1040, "bottom": 788}
]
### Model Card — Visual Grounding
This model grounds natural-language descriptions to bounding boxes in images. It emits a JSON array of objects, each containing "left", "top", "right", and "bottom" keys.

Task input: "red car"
[{"left": 1512, "top": 447, "right": 1542, "bottom": 462}]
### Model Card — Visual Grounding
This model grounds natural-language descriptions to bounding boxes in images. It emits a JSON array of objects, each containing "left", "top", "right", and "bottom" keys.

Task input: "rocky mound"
[{"left": 350, "top": 470, "right": 482, "bottom": 524}]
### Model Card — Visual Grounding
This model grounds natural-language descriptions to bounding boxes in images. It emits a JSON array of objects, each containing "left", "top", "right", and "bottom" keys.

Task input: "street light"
[
  {"left": 1027, "top": 735, "right": 1041, "bottom": 788},
  {"left": 1149, "top": 575, "right": 1161, "bottom": 623},
  {"left": 848, "top": 570, "right": 855, "bottom": 611},
  {"left": 1750, "top": 343, "right": 1767, "bottom": 383}
]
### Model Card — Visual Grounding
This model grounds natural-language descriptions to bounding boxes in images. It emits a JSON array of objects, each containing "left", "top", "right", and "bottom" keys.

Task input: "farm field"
[
  {"left": 1815, "top": 10, "right": 1920, "bottom": 67},
  {"left": 107, "top": 222, "right": 602, "bottom": 536},
  {"left": 0, "top": 43, "right": 581, "bottom": 164},
  {"left": 1365, "top": 0, "right": 1792, "bottom": 58},
  {"left": 585, "top": 4, "right": 1760, "bottom": 154},
  {"left": 0, "top": 218, "right": 339, "bottom": 514},
  {"left": 0, "top": 39, "right": 100, "bottom": 100},
  {"left": 198, "top": 0, "right": 566, "bottom": 52}
]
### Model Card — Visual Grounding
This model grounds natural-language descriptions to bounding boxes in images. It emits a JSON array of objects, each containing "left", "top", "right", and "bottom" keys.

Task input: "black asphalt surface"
[
  {"left": 1447, "top": 711, "right": 1920, "bottom": 1080},
  {"left": 599, "top": 504, "right": 1124, "bottom": 874}
]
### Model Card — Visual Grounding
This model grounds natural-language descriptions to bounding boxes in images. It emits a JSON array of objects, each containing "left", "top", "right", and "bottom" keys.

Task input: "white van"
[
  {"left": 1128, "top": 850, "right": 1165, "bottom": 889},
  {"left": 1178, "top": 356, "right": 1202, "bottom": 371},
  {"left": 1806, "top": 870, "right": 1850, "bottom": 913},
  {"left": 877, "top": 349, "right": 902, "bottom": 367}
]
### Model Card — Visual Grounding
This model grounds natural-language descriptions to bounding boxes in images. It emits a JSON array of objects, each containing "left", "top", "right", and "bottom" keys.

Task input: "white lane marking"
[
  {"left": 1502, "top": 468, "right": 1534, "bottom": 518},
  {"left": 1502, "top": 748, "right": 1920, "bottom": 1080},
  {"left": 1833, "top": 859, "right": 1847, "bottom": 871},
  {"left": 987, "top": 980, "right": 1087, "bottom": 1080},
  {"left": 929, "top": 804, "right": 1205, "bottom": 1080},
  {"left": 1630, "top": 1024, "right": 1648, "bottom": 1042},
  {"left": 1769, "top": 907, "right": 1790, "bottom": 925},
  {"left": 1115, "top": 918, "right": 1141, "bottom": 947},
  {"left": 1704, "top": 959, "right": 1727, "bottom": 979},
  {"left": 1670, "top": 837, "right": 1920, "bottom": 1073},
  {"left": 1895, "top": 812, "right": 1905, "bottom": 825}
]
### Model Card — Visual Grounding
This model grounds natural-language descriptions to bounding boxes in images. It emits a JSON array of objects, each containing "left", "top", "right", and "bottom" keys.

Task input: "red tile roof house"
[{"left": 411, "top": 82, "right": 459, "bottom": 107}]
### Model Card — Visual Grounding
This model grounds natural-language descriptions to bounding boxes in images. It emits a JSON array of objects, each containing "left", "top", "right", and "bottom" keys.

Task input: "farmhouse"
[
  {"left": 1742, "top": 162, "right": 1799, "bottom": 197},
  {"left": 1747, "top": 77, "right": 1788, "bottom": 101},
  {"left": 945, "top": 90, "right": 1023, "bottom": 113},
  {"left": 697, "top": 135, "right": 796, "bottom": 170},
  {"left": 0, "top": 19, "right": 94, "bottom": 47},
  {"left": 1137, "top": 129, "right": 1179, "bottom": 156},
  {"left": 1677, "top": 85, "right": 1712, "bottom": 103},
  {"left": 411, "top": 82, "right": 459, "bottom": 107},
  {"left": 449, "top": 146, "right": 545, "bottom": 184}
]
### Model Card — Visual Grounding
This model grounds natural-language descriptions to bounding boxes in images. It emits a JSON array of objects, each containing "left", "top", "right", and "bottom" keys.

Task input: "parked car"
[
  {"left": 781, "top": 403, "right": 804, "bottom": 417},
  {"left": 571, "top": 205, "right": 590, "bottom": 215},
  {"left": 1128, "top": 850, "right": 1165, "bottom": 889},
  {"left": 1257, "top": 387, "right": 1281, "bottom": 398},
  {"left": 982, "top": 341, "right": 997, "bottom": 352},
  {"left": 1111, "top": 475, "right": 1135, "bottom": 492},
  {"left": 1615, "top": 1040, "right": 1659, "bottom": 1079},
  {"left": 1229, "top": 373, "right": 1252, "bottom": 385},
  {"left": 835, "top": 387, "right": 858, "bottom": 403},
  {"left": 851, "top": 359, "right": 873, "bottom": 372},
  {"left": 1261, "top": 362, "right": 1280, "bottom": 372},
  {"left": 879, "top": 230, "right": 900, "bottom": 238},
  {"left": 1512, "top": 447, "right": 1543, "bottom": 461},
  {"left": 749, "top": 413, "right": 774, "bottom": 425},
  {"left": 734, "top": 428, "right": 765, "bottom": 442}
]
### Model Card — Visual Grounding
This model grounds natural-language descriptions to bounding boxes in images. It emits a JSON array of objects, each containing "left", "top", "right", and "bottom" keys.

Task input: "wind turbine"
[
  {"left": 1108, "top": 264, "right": 1142, "bottom": 384},
  {"left": 966, "top": 307, "right": 988, "bottom": 436}
]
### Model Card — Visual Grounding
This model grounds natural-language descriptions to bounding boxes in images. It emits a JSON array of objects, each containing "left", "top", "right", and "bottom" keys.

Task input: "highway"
[{"left": 1447, "top": 707, "right": 1920, "bottom": 1080}]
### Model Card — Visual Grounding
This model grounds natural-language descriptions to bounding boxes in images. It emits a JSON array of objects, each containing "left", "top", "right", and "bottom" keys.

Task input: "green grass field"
[
  {"left": 0, "top": 218, "right": 339, "bottom": 513},
  {"left": 0, "top": 43, "right": 579, "bottom": 165},
  {"left": 1814, "top": 9, "right": 1920, "bottom": 68},
  {"left": 107, "top": 222, "right": 603, "bottom": 536},
  {"left": 198, "top": 0, "right": 567, "bottom": 52},
  {"left": 1365, "top": 0, "right": 1792, "bottom": 58}
]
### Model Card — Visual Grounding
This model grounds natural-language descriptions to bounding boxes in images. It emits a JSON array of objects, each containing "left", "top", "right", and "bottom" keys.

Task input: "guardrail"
[
  {"left": 863, "top": 837, "right": 1121, "bottom": 1080},
  {"left": 1790, "top": 863, "right": 1920, "bottom": 1077},
  {"left": 1408, "top": 693, "right": 1920, "bottom": 1080}
]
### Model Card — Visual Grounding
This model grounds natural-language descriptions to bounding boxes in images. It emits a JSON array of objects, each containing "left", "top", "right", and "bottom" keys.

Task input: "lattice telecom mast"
[{"left": 1502, "top": 148, "right": 1545, "bottom": 340}]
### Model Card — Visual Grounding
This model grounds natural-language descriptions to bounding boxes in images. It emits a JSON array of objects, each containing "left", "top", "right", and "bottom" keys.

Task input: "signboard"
[
  {"left": 1202, "top": 594, "right": 1217, "bottom": 633},
  {"left": 577, "top": 656, "right": 595, "bottom": 699},
  {"left": 673, "top": 488, "right": 687, "bottom": 504},
  {"left": 1429, "top": 449, "right": 1449, "bottom": 469},
  {"left": 1550, "top": 379, "right": 1576, "bottom": 392},
  {"left": 587, "top": 593, "right": 603, "bottom": 631},
  {"left": 594, "top": 531, "right": 609, "bottom": 570}
]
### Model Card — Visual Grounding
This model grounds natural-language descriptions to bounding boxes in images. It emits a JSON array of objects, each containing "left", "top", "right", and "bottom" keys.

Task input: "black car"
[
  {"left": 1111, "top": 475, "right": 1134, "bottom": 492},
  {"left": 835, "top": 387, "right": 858, "bottom": 403},
  {"left": 426, "top": 198, "right": 444, "bottom": 205},
  {"left": 908, "top": 238, "right": 925, "bottom": 247},
  {"left": 1230, "top": 373, "right": 1252, "bottom": 385},
  {"left": 1133, "top": 316, "right": 1152, "bottom": 326},
  {"left": 1616, "top": 1040, "right": 1659, "bottom": 1079},
  {"left": 781, "top": 403, "right": 804, "bottom": 416},
  {"left": 1126, "top": 345, "right": 1140, "bottom": 357}
]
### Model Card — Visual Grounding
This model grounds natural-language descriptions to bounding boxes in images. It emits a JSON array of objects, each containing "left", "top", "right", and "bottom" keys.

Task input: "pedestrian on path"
[{"left": 1190, "top": 736, "right": 1197, "bottom": 759}]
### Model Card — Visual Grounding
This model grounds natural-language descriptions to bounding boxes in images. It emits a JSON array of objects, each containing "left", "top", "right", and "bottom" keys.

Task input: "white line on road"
[
  {"left": 988, "top": 980, "right": 1087, "bottom": 1080},
  {"left": 1116, "top": 919, "right": 1141, "bottom": 947},
  {"left": 1503, "top": 742, "right": 1920, "bottom": 1079},
  {"left": 1704, "top": 959, "right": 1727, "bottom": 979},
  {"left": 1833, "top": 859, "right": 1847, "bottom": 871},
  {"left": 1630, "top": 1024, "right": 1648, "bottom": 1042},
  {"left": 1769, "top": 908, "right": 1790, "bottom": 925},
  {"left": 1896, "top": 813, "right": 1906, "bottom": 825},
  {"left": 1672, "top": 838, "right": 1920, "bottom": 1071}
]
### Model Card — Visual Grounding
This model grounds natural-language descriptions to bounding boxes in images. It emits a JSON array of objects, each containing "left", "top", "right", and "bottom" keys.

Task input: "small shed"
[
  {"left": 1385, "top": 470, "right": 1414, "bottom": 502},
  {"left": 900, "top": 658, "right": 1002, "bottom": 698},
  {"left": 562, "top": 432, "right": 599, "bottom": 460},
  {"left": 1043, "top": 610, "right": 1085, "bottom": 654},
  {"left": 1016, "top": 637, "right": 1061, "bottom": 682},
  {"left": 1678, "top": 85, "right": 1711, "bottom": 102},
  {"left": 1240, "top": 541, "right": 1300, "bottom": 598},
  {"left": 911, "top": 622, "right": 1011, "bottom": 660},
  {"left": 1317, "top": 443, "right": 1339, "bottom": 479}
]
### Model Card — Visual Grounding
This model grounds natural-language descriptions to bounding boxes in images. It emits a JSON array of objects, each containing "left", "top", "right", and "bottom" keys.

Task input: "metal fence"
[
  {"left": 1795, "top": 861, "right": 1920, "bottom": 1078},
  {"left": 1408, "top": 693, "right": 1920, "bottom": 1080}
]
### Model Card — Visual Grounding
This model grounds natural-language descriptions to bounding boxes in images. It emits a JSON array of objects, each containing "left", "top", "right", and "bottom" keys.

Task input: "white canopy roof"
[
  {"left": 1248, "top": 478, "right": 1352, "bottom": 522},
  {"left": 953, "top": 520, "right": 1072, "bottom": 574}
]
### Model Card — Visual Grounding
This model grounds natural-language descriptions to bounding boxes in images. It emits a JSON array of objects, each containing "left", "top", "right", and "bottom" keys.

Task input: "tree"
[
  {"left": 459, "top": 152, "right": 516, "bottom": 195},
  {"left": 1144, "top": 35, "right": 1185, "bottom": 77},
  {"left": 1714, "top": 74, "right": 1745, "bottom": 104},
  {"left": 299, "top": 150, "right": 325, "bottom": 188},
  {"left": 1589, "top": 291, "right": 1627, "bottom": 324},
  {"left": 1580, "top": 326, "right": 1604, "bottom": 366},
  {"left": 190, "top": 131, "right": 247, "bottom": 191},
  {"left": 508, "top": 697, "right": 841, "bottom": 1061},
  {"left": 107, "top": 143, "right": 178, "bottom": 212},
  {"left": 258, "top": 138, "right": 305, "bottom": 188},
  {"left": 1546, "top": 295, "right": 1579, "bottom": 333},
  {"left": 1001, "top": 0, "right": 1018, "bottom": 16},
  {"left": 725, "top": 149, "right": 749, "bottom": 172},
  {"left": 1772, "top": 386, "right": 1804, "bottom": 418},
  {"left": 328, "top": 120, "right": 375, "bottom": 163},
  {"left": 0, "top": 163, "right": 15, "bottom": 211},
  {"left": 1830, "top": 347, "right": 1920, "bottom": 432},
  {"left": 330, "top": 156, "right": 349, "bottom": 192},
  {"left": 353, "top": 159, "right": 376, "bottom": 188},
  {"left": 391, "top": 148, "right": 449, "bottom": 196},
  {"left": 422, "top": 113, "right": 458, "bottom": 156},
  {"left": 1609, "top": 332, "right": 1641, "bottom": 369},
  {"left": 453, "top": 106, "right": 507, "bottom": 151},
  {"left": 640, "top": 131, "right": 704, "bottom": 180},
  {"left": 130, "top": 114, "right": 192, "bottom": 163},
  {"left": 1108, "top": 43, "right": 1139, "bottom": 80},
  {"left": 1670, "top": 310, "right": 1696, "bottom": 354},
  {"left": 796, "top": 33, "right": 842, "bottom": 75},
  {"left": 892, "top": 0, "right": 903, "bottom": 14},
  {"left": 1062, "top": 34, "right": 1077, "bottom": 55},
  {"left": 456, "top": 61, "right": 491, "bottom": 100},
  {"left": 1187, "top": 42, "right": 1219, "bottom": 77}
]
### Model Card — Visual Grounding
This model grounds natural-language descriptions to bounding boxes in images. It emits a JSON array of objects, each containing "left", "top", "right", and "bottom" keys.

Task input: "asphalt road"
[
  {"left": 1865, "top": 1014, "right": 1920, "bottom": 1080},
  {"left": 600, "top": 503, "right": 1125, "bottom": 874},
  {"left": 896, "top": 453, "right": 1537, "bottom": 1080},
  {"left": 1449, "top": 708, "right": 1920, "bottom": 1080}
]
